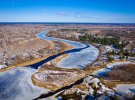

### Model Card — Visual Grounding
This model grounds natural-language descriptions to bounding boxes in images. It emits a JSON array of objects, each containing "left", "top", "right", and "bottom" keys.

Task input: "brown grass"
[
  {"left": 31, "top": 75, "right": 59, "bottom": 91},
  {"left": 74, "top": 84, "right": 88, "bottom": 91},
  {"left": 0, "top": 40, "right": 73, "bottom": 72},
  {"left": 100, "top": 78, "right": 132, "bottom": 89},
  {"left": 106, "top": 64, "right": 135, "bottom": 82},
  {"left": 99, "top": 63, "right": 135, "bottom": 89},
  {"left": 32, "top": 64, "right": 86, "bottom": 91}
]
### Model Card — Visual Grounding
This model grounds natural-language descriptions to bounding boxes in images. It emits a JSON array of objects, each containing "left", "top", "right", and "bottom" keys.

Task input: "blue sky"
[{"left": 0, "top": 0, "right": 135, "bottom": 23}]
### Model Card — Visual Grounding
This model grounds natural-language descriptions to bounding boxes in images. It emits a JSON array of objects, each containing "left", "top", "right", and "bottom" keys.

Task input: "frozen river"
[
  {"left": 35, "top": 31, "right": 99, "bottom": 69},
  {"left": 0, "top": 30, "right": 99, "bottom": 100}
]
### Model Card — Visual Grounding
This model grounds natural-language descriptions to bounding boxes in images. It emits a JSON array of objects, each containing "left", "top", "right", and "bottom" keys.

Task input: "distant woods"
[
  {"left": 48, "top": 28, "right": 135, "bottom": 51},
  {"left": 0, "top": 24, "right": 46, "bottom": 48},
  {"left": 79, "top": 34, "right": 128, "bottom": 49}
]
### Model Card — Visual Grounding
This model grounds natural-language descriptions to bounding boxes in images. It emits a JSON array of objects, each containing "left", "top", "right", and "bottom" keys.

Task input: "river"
[
  {"left": 34, "top": 31, "right": 99, "bottom": 69},
  {"left": 0, "top": 31, "right": 99, "bottom": 100}
]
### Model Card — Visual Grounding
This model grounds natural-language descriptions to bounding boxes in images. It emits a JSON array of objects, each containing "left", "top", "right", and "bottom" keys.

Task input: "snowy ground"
[
  {"left": 115, "top": 84, "right": 135, "bottom": 99},
  {"left": 0, "top": 65, "right": 7, "bottom": 69},
  {"left": 34, "top": 69, "right": 86, "bottom": 90},
  {"left": 59, "top": 75, "right": 114, "bottom": 99},
  {"left": 0, "top": 67, "right": 49, "bottom": 100},
  {"left": 92, "top": 61, "right": 135, "bottom": 98},
  {"left": 116, "top": 84, "right": 135, "bottom": 94}
]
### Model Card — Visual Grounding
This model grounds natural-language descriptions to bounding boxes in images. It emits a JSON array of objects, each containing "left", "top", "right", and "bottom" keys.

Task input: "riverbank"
[
  {"left": 0, "top": 40, "right": 74, "bottom": 72},
  {"left": 99, "top": 62, "right": 135, "bottom": 88},
  {"left": 45, "top": 30, "right": 100, "bottom": 69},
  {"left": 83, "top": 44, "right": 102, "bottom": 71},
  {"left": 32, "top": 65, "right": 86, "bottom": 91},
  {"left": 35, "top": 61, "right": 135, "bottom": 100},
  {"left": 30, "top": 31, "right": 101, "bottom": 97},
  {"left": 0, "top": 30, "right": 101, "bottom": 100}
]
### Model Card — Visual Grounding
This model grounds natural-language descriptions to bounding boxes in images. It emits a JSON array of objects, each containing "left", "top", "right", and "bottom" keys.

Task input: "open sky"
[{"left": 0, "top": 0, "right": 135, "bottom": 23}]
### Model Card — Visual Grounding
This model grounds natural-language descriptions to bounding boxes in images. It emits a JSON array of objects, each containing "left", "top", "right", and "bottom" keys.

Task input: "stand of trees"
[{"left": 79, "top": 34, "right": 128, "bottom": 49}]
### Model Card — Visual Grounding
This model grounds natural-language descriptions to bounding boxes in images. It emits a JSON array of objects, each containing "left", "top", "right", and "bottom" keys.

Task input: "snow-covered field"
[
  {"left": 0, "top": 65, "right": 7, "bottom": 69},
  {"left": 36, "top": 31, "right": 99, "bottom": 69},
  {"left": 0, "top": 67, "right": 49, "bottom": 100},
  {"left": 116, "top": 84, "right": 135, "bottom": 94}
]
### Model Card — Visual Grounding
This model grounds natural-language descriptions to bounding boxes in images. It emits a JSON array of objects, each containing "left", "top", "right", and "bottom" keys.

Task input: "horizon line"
[{"left": 0, "top": 22, "right": 135, "bottom": 25}]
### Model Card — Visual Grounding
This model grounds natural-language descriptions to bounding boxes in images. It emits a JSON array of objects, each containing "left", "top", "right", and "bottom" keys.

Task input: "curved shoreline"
[
  {"left": 31, "top": 31, "right": 101, "bottom": 99},
  {"left": 46, "top": 37, "right": 101, "bottom": 70},
  {"left": 0, "top": 30, "right": 100, "bottom": 100},
  {"left": 0, "top": 39, "right": 73, "bottom": 72},
  {"left": 36, "top": 31, "right": 99, "bottom": 69}
]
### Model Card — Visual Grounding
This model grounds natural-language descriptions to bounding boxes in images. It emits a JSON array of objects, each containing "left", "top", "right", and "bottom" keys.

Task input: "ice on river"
[
  {"left": 56, "top": 45, "right": 99, "bottom": 68},
  {"left": 0, "top": 67, "right": 49, "bottom": 100},
  {"left": 0, "top": 31, "right": 99, "bottom": 100},
  {"left": 36, "top": 31, "right": 99, "bottom": 69}
]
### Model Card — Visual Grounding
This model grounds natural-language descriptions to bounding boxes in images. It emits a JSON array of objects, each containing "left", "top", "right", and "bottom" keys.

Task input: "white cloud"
[
  {"left": 56, "top": 12, "right": 68, "bottom": 17},
  {"left": 75, "top": 13, "right": 92, "bottom": 19}
]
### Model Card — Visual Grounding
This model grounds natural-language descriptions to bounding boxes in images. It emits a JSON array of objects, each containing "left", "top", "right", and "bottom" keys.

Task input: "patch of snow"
[
  {"left": 116, "top": 84, "right": 135, "bottom": 94},
  {"left": 0, "top": 65, "right": 7, "bottom": 69}
]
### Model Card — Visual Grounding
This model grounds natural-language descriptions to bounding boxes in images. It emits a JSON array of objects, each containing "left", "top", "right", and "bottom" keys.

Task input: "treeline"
[
  {"left": 79, "top": 34, "right": 128, "bottom": 49},
  {"left": 60, "top": 28, "right": 88, "bottom": 34},
  {"left": 107, "top": 49, "right": 135, "bottom": 58}
]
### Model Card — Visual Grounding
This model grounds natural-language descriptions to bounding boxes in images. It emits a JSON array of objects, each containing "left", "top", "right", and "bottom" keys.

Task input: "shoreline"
[
  {"left": 83, "top": 43, "right": 102, "bottom": 71},
  {"left": 0, "top": 40, "right": 74, "bottom": 72},
  {"left": 31, "top": 66, "right": 86, "bottom": 91},
  {"left": 40, "top": 31, "right": 102, "bottom": 73},
  {"left": 46, "top": 30, "right": 101, "bottom": 70},
  {"left": 0, "top": 30, "right": 102, "bottom": 99},
  {"left": 33, "top": 61, "right": 135, "bottom": 99}
]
